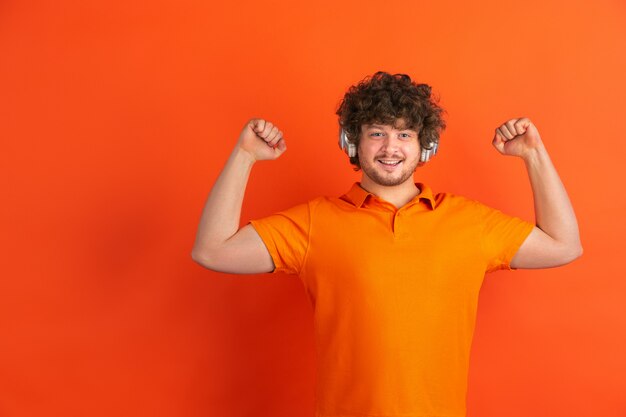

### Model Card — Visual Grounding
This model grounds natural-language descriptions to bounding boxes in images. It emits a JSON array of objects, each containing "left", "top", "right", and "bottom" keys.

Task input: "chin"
[{"left": 366, "top": 171, "right": 414, "bottom": 187}]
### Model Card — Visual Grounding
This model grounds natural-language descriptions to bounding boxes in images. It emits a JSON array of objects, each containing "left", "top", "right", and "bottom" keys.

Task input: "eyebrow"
[{"left": 366, "top": 124, "right": 415, "bottom": 131}]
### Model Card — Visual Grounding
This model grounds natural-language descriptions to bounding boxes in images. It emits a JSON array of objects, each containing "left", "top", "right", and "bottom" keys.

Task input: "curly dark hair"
[{"left": 335, "top": 71, "right": 447, "bottom": 170}]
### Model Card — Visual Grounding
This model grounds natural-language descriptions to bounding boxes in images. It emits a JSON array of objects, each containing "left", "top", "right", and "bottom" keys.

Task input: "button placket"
[
  {"left": 394, "top": 208, "right": 416, "bottom": 239},
  {"left": 392, "top": 210, "right": 402, "bottom": 237}
]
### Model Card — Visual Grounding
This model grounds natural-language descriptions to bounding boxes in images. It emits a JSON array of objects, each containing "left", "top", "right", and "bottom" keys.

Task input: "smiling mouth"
[{"left": 377, "top": 159, "right": 403, "bottom": 167}]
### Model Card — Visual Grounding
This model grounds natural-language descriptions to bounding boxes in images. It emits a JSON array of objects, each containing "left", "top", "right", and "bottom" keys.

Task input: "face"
[{"left": 357, "top": 119, "right": 421, "bottom": 187}]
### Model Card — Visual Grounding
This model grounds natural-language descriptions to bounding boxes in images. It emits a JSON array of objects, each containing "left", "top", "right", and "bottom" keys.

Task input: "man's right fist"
[{"left": 237, "top": 118, "right": 287, "bottom": 162}]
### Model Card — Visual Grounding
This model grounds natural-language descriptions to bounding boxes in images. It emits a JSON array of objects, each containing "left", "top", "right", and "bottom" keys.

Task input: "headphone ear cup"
[
  {"left": 338, "top": 128, "right": 348, "bottom": 152},
  {"left": 347, "top": 143, "right": 356, "bottom": 158},
  {"left": 420, "top": 142, "right": 437, "bottom": 163},
  {"left": 339, "top": 128, "right": 357, "bottom": 158}
]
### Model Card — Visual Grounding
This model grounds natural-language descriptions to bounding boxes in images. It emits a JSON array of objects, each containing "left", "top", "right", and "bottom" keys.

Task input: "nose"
[{"left": 380, "top": 134, "right": 402, "bottom": 155}]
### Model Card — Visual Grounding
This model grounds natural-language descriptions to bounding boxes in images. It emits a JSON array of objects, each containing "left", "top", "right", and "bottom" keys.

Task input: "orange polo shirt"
[{"left": 249, "top": 182, "right": 535, "bottom": 417}]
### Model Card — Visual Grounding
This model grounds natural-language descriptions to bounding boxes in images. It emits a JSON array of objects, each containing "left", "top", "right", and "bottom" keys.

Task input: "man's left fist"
[{"left": 492, "top": 117, "right": 544, "bottom": 159}]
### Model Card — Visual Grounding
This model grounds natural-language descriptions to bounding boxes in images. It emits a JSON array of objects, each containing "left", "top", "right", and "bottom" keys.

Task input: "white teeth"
[{"left": 378, "top": 160, "right": 401, "bottom": 166}]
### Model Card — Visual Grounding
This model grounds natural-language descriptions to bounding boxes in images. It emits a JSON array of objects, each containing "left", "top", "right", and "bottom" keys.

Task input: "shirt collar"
[{"left": 341, "top": 182, "right": 436, "bottom": 210}]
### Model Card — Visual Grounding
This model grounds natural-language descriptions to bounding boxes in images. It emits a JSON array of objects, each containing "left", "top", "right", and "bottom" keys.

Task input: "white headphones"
[{"left": 338, "top": 127, "right": 438, "bottom": 163}]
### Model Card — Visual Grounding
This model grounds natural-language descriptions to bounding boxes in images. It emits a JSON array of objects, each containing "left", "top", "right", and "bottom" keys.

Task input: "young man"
[{"left": 191, "top": 72, "right": 582, "bottom": 417}]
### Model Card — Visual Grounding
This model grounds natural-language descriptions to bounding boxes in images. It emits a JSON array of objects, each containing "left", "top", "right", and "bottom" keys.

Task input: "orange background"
[{"left": 1, "top": 0, "right": 625, "bottom": 416}]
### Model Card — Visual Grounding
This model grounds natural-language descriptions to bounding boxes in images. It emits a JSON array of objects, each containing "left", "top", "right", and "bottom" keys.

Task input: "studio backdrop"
[{"left": 1, "top": 0, "right": 625, "bottom": 416}]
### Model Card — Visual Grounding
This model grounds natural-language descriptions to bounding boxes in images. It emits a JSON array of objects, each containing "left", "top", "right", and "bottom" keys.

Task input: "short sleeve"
[
  {"left": 475, "top": 201, "right": 535, "bottom": 273},
  {"left": 248, "top": 202, "right": 311, "bottom": 275}
]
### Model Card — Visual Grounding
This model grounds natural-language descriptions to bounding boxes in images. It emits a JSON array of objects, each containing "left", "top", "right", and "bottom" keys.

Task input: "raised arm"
[
  {"left": 191, "top": 118, "right": 286, "bottom": 274},
  {"left": 492, "top": 117, "right": 583, "bottom": 269}
]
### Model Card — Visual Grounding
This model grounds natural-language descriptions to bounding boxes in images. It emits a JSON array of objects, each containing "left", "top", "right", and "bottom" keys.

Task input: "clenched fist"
[
  {"left": 492, "top": 117, "right": 545, "bottom": 160},
  {"left": 237, "top": 118, "right": 287, "bottom": 162}
]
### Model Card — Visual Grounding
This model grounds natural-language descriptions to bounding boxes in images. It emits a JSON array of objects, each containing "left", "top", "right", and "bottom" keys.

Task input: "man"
[{"left": 191, "top": 71, "right": 582, "bottom": 417}]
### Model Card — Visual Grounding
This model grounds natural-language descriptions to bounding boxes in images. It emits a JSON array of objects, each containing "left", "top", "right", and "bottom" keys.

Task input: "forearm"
[
  {"left": 523, "top": 144, "right": 582, "bottom": 251},
  {"left": 191, "top": 147, "right": 256, "bottom": 259}
]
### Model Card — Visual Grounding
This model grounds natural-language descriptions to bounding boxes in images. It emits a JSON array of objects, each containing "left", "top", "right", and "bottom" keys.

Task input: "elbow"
[
  {"left": 191, "top": 250, "right": 205, "bottom": 265},
  {"left": 191, "top": 248, "right": 215, "bottom": 269},
  {"left": 563, "top": 244, "right": 583, "bottom": 264},
  {"left": 571, "top": 237, "right": 583, "bottom": 259},
  {"left": 548, "top": 241, "right": 583, "bottom": 268}
]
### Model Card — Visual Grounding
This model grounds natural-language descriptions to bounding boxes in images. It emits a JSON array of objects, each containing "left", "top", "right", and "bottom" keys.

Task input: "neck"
[{"left": 360, "top": 175, "right": 420, "bottom": 209}]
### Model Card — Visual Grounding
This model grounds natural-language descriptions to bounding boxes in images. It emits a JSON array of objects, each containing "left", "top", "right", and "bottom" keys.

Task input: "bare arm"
[
  {"left": 191, "top": 118, "right": 287, "bottom": 274},
  {"left": 492, "top": 118, "right": 583, "bottom": 269}
]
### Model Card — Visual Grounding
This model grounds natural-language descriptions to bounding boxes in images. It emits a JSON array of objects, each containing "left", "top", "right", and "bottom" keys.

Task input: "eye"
[
  {"left": 399, "top": 133, "right": 412, "bottom": 139},
  {"left": 370, "top": 132, "right": 384, "bottom": 137}
]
